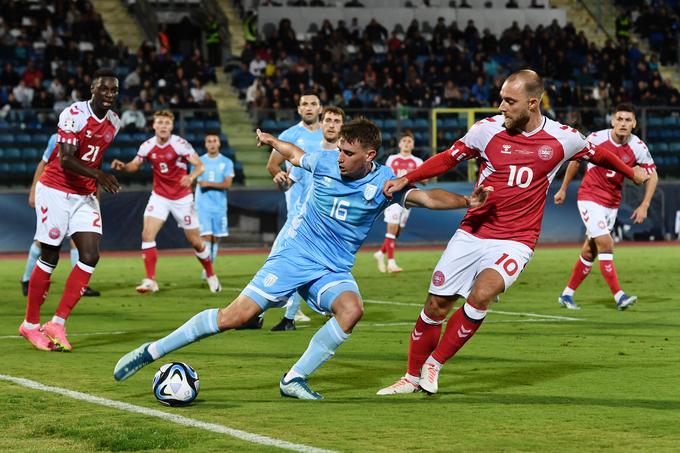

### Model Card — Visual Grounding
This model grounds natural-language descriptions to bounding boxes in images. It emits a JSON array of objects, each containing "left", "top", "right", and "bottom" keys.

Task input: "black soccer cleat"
[
  {"left": 236, "top": 315, "right": 264, "bottom": 330},
  {"left": 82, "top": 286, "right": 101, "bottom": 297},
  {"left": 270, "top": 317, "right": 296, "bottom": 332},
  {"left": 21, "top": 280, "right": 29, "bottom": 297}
]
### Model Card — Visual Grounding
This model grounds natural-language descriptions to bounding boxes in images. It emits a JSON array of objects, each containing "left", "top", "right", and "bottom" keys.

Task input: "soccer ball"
[{"left": 152, "top": 362, "right": 200, "bottom": 406}]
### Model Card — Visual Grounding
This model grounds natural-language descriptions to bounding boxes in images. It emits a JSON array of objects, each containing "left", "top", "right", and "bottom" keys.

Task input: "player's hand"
[
  {"left": 97, "top": 172, "right": 120, "bottom": 193},
  {"left": 631, "top": 166, "right": 649, "bottom": 185},
  {"left": 110, "top": 159, "right": 126, "bottom": 171},
  {"left": 28, "top": 192, "right": 35, "bottom": 208},
  {"left": 256, "top": 129, "right": 275, "bottom": 147},
  {"left": 554, "top": 188, "right": 566, "bottom": 204},
  {"left": 180, "top": 175, "right": 193, "bottom": 187},
  {"left": 273, "top": 171, "right": 291, "bottom": 191},
  {"left": 467, "top": 185, "right": 493, "bottom": 209},
  {"left": 630, "top": 204, "right": 649, "bottom": 224},
  {"left": 383, "top": 177, "right": 409, "bottom": 199}
]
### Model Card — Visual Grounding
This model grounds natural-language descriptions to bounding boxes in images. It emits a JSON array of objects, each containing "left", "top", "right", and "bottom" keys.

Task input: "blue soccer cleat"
[
  {"left": 114, "top": 342, "right": 154, "bottom": 381},
  {"left": 616, "top": 294, "right": 637, "bottom": 311},
  {"left": 279, "top": 374, "right": 323, "bottom": 400},
  {"left": 558, "top": 295, "right": 580, "bottom": 310}
]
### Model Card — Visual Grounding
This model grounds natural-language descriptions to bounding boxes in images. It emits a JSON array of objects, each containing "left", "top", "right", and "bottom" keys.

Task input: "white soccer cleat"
[
  {"left": 387, "top": 262, "right": 403, "bottom": 273},
  {"left": 207, "top": 275, "right": 222, "bottom": 293},
  {"left": 136, "top": 278, "right": 159, "bottom": 293},
  {"left": 373, "top": 251, "right": 386, "bottom": 273},
  {"left": 294, "top": 309, "right": 311, "bottom": 322},
  {"left": 419, "top": 361, "right": 441, "bottom": 394},
  {"left": 616, "top": 293, "right": 637, "bottom": 311},
  {"left": 376, "top": 376, "right": 421, "bottom": 395}
]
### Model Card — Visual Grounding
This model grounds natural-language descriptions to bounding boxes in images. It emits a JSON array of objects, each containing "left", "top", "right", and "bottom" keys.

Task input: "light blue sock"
[
  {"left": 291, "top": 317, "right": 350, "bottom": 378},
  {"left": 70, "top": 247, "right": 79, "bottom": 268},
  {"left": 22, "top": 243, "right": 41, "bottom": 282},
  {"left": 150, "top": 308, "right": 220, "bottom": 359},
  {"left": 284, "top": 292, "right": 303, "bottom": 319},
  {"left": 210, "top": 241, "right": 219, "bottom": 263}
]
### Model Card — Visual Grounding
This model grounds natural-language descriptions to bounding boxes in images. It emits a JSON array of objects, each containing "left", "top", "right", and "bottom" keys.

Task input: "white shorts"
[
  {"left": 577, "top": 200, "right": 617, "bottom": 239},
  {"left": 383, "top": 203, "right": 410, "bottom": 227},
  {"left": 34, "top": 182, "right": 102, "bottom": 246},
  {"left": 429, "top": 229, "right": 533, "bottom": 298},
  {"left": 144, "top": 192, "right": 199, "bottom": 230}
]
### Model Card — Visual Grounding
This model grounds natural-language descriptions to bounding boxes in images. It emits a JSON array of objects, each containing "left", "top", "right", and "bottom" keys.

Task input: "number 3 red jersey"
[
  {"left": 447, "top": 115, "right": 595, "bottom": 249},
  {"left": 577, "top": 130, "right": 655, "bottom": 208},
  {"left": 135, "top": 135, "right": 196, "bottom": 200},
  {"left": 41, "top": 101, "right": 121, "bottom": 195}
]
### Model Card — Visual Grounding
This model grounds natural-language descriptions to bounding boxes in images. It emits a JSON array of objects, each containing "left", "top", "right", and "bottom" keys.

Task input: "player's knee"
[
  {"left": 77, "top": 250, "right": 100, "bottom": 267},
  {"left": 466, "top": 289, "right": 495, "bottom": 310},
  {"left": 333, "top": 296, "right": 364, "bottom": 329},
  {"left": 425, "top": 294, "right": 454, "bottom": 319},
  {"left": 594, "top": 235, "right": 614, "bottom": 253}
]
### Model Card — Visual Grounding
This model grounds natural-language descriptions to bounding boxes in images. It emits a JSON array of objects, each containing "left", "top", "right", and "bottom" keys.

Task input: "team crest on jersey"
[
  {"left": 48, "top": 227, "right": 61, "bottom": 239},
  {"left": 104, "top": 132, "right": 113, "bottom": 143},
  {"left": 621, "top": 154, "right": 630, "bottom": 162},
  {"left": 432, "top": 270, "right": 445, "bottom": 287},
  {"left": 363, "top": 184, "right": 378, "bottom": 201},
  {"left": 321, "top": 176, "right": 332, "bottom": 187},
  {"left": 151, "top": 153, "right": 157, "bottom": 159},
  {"left": 296, "top": 138, "right": 304, "bottom": 146},
  {"left": 263, "top": 273, "right": 278, "bottom": 287},
  {"left": 538, "top": 145, "right": 553, "bottom": 160},
  {"left": 165, "top": 152, "right": 174, "bottom": 159}
]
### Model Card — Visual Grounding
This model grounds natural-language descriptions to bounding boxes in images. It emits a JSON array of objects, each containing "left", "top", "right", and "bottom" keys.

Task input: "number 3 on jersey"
[{"left": 330, "top": 198, "right": 350, "bottom": 221}]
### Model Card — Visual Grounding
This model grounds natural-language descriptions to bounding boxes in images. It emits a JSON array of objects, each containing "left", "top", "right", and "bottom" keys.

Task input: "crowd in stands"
[
  {"left": 232, "top": 13, "right": 680, "bottom": 121},
  {"left": 0, "top": 0, "right": 219, "bottom": 134},
  {"left": 615, "top": 0, "right": 679, "bottom": 65}
]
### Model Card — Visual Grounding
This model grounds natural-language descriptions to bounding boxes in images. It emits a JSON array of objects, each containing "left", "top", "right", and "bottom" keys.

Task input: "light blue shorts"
[
  {"left": 198, "top": 210, "right": 228, "bottom": 237},
  {"left": 241, "top": 251, "right": 361, "bottom": 315}
]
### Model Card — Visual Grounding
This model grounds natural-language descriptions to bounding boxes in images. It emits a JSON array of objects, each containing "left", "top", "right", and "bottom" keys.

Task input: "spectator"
[
  {"left": 205, "top": 15, "right": 223, "bottom": 67},
  {"left": 249, "top": 54, "right": 266, "bottom": 77},
  {"left": 246, "top": 78, "right": 266, "bottom": 110},
  {"left": 13, "top": 80, "right": 34, "bottom": 107},
  {"left": 121, "top": 103, "right": 147, "bottom": 131}
]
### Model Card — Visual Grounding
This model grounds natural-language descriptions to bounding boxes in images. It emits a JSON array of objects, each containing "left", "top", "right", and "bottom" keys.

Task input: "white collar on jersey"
[
  {"left": 607, "top": 129, "right": 630, "bottom": 147},
  {"left": 86, "top": 101, "right": 106, "bottom": 123},
  {"left": 520, "top": 116, "right": 547, "bottom": 137}
]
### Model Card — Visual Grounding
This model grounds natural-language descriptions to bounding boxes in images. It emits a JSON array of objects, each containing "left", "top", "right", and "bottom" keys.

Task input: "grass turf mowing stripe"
[{"left": 0, "top": 374, "right": 337, "bottom": 453}]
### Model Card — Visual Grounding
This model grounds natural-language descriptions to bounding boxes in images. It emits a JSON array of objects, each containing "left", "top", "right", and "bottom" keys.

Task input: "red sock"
[
  {"left": 26, "top": 260, "right": 54, "bottom": 324},
  {"left": 55, "top": 262, "right": 93, "bottom": 320},
  {"left": 407, "top": 310, "right": 444, "bottom": 377},
  {"left": 566, "top": 254, "right": 593, "bottom": 291},
  {"left": 598, "top": 253, "right": 621, "bottom": 297},
  {"left": 431, "top": 302, "right": 486, "bottom": 365},
  {"left": 384, "top": 234, "right": 396, "bottom": 260},
  {"left": 142, "top": 244, "right": 157, "bottom": 279},
  {"left": 196, "top": 246, "right": 215, "bottom": 277},
  {"left": 379, "top": 240, "right": 387, "bottom": 254}
]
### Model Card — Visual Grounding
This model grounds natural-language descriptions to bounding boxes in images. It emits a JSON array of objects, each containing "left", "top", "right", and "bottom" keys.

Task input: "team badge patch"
[
  {"left": 48, "top": 228, "right": 61, "bottom": 239},
  {"left": 104, "top": 132, "right": 113, "bottom": 143},
  {"left": 263, "top": 273, "right": 278, "bottom": 287},
  {"left": 363, "top": 184, "right": 378, "bottom": 201},
  {"left": 538, "top": 145, "right": 553, "bottom": 160},
  {"left": 432, "top": 270, "right": 445, "bottom": 287}
]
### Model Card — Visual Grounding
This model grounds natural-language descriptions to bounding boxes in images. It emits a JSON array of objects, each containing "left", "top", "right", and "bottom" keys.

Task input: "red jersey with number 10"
[
  {"left": 447, "top": 115, "right": 595, "bottom": 249},
  {"left": 135, "top": 134, "right": 196, "bottom": 200},
  {"left": 40, "top": 101, "right": 121, "bottom": 195},
  {"left": 577, "top": 130, "right": 655, "bottom": 208}
]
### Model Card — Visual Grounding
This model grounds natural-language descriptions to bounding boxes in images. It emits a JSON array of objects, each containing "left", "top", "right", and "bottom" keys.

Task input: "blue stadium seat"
[
  {"left": 384, "top": 119, "right": 397, "bottom": 130},
  {"left": 414, "top": 118, "right": 429, "bottom": 130},
  {"left": 205, "top": 120, "right": 220, "bottom": 130},
  {"left": 188, "top": 119, "right": 204, "bottom": 130},
  {"left": 0, "top": 162, "right": 9, "bottom": 174},
  {"left": 131, "top": 133, "right": 147, "bottom": 142},
  {"left": 648, "top": 117, "right": 663, "bottom": 127},
  {"left": 24, "top": 148, "right": 40, "bottom": 161},
  {"left": 654, "top": 143, "right": 669, "bottom": 152},
  {"left": 400, "top": 119, "right": 414, "bottom": 129},
  {"left": 670, "top": 142, "right": 680, "bottom": 153},
  {"left": 16, "top": 134, "right": 31, "bottom": 144},
  {"left": 10, "top": 162, "right": 28, "bottom": 173},
  {"left": 4, "top": 148, "right": 21, "bottom": 161},
  {"left": 261, "top": 119, "right": 277, "bottom": 130},
  {"left": 0, "top": 135, "right": 15, "bottom": 144}
]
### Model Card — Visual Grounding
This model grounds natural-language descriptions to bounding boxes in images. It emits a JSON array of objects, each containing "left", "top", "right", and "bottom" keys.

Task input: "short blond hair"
[{"left": 154, "top": 109, "right": 175, "bottom": 121}]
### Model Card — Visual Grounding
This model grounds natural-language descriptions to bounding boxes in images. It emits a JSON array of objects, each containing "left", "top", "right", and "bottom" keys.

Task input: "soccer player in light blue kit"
[
  {"left": 21, "top": 133, "right": 99, "bottom": 297},
  {"left": 258, "top": 92, "right": 323, "bottom": 328},
  {"left": 114, "top": 118, "right": 491, "bottom": 400},
  {"left": 269, "top": 105, "right": 344, "bottom": 332},
  {"left": 195, "top": 133, "right": 234, "bottom": 270}
]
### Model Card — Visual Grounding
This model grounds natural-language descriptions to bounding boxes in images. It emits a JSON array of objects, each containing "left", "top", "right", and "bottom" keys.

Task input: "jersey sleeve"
[
  {"left": 56, "top": 105, "right": 84, "bottom": 146},
  {"left": 451, "top": 122, "right": 485, "bottom": 160},
  {"left": 299, "top": 151, "right": 322, "bottom": 174},
  {"left": 564, "top": 130, "right": 592, "bottom": 161},
  {"left": 632, "top": 139, "right": 656, "bottom": 173},
  {"left": 136, "top": 140, "right": 152, "bottom": 161},
  {"left": 224, "top": 157, "right": 235, "bottom": 178},
  {"left": 42, "top": 134, "right": 58, "bottom": 162},
  {"left": 173, "top": 136, "right": 196, "bottom": 157}
]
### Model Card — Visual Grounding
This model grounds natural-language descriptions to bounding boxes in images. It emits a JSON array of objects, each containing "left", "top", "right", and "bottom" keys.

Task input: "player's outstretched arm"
[
  {"left": 631, "top": 170, "right": 658, "bottom": 224},
  {"left": 28, "top": 160, "right": 47, "bottom": 208},
  {"left": 256, "top": 129, "right": 304, "bottom": 167},
  {"left": 383, "top": 151, "right": 460, "bottom": 198},
  {"left": 586, "top": 145, "right": 649, "bottom": 185},
  {"left": 111, "top": 157, "right": 143, "bottom": 173},
  {"left": 405, "top": 185, "right": 493, "bottom": 210},
  {"left": 554, "top": 160, "right": 580, "bottom": 204},
  {"left": 181, "top": 153, "right": 204, "bottom": 187},
  {"left": 59, "top": 143, "right": 120, "bottom": 193}
]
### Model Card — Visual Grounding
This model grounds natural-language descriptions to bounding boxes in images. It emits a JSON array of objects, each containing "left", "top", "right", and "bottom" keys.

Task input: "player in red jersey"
[
  {"left": 376, "top": 70, "right": 649, "bottom": 395},
  {"left": 20, "top": 68, "right": 122, "bottom": 352},
  {"left": 554, "top": 104, "right": 657, "bottom": 311},
  {"left": 373, "top": 130, "right": 424, "bottom": 273},
  {"left": 111, "top": 110, "right": 220, "bottom": 294}
]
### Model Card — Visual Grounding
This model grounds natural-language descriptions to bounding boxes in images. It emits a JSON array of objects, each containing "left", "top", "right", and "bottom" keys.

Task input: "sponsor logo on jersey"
[
  {"left": 501, "top": 144, "right": 512, "bottom": 154},
  {"left": 432, "top": 270, "right": 445, "bottom": 287},
  {"left": 321, "top": 176, "right": 332, "bottom": 187},
  {"left": 538, "top": 145, "right": 553, "bottom": 160},
  {"left": 363, "top": 184, "right": 378, "bottom": 201},
  {"left": 263, "top": 273, "right": 278, "bottom": 287},
  {"left": 48, "top": 227, "right": 61, "bottom": 239}
]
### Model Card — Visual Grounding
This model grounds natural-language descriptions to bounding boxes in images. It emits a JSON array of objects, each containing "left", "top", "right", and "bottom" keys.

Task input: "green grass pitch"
[{"left": 1, "top": 245, "right": 679, "bottom": 452}]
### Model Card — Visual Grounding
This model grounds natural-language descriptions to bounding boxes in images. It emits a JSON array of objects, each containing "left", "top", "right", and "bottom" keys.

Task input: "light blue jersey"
[
  {"left": 42, "top": 133, "right": 58, "bottom": 162},
  {"left": 195, "top": 152, "right": 234, "bottom": 237},
  {"left": 278, "top": 122, "right": 323, "bottom": 219},
  {"left": 243, "top": 152, "right": 403, "bottom": 314}
]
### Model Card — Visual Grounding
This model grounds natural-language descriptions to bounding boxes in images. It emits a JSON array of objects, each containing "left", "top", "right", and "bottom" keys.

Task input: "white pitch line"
[
  {"left": 364, "top": 299, "right": 583, "bottom": 321},
  {"left": 367, "top": 318, "right": 574, "bottom": 327},
  {"left": 0, "top": 374, "right": 336, "bottom": 453},
  {"left": 0, "top": 331, "right": 131, "bottom": 340}
]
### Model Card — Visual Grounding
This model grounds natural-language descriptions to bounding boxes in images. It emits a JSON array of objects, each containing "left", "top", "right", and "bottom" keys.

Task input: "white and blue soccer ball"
[{"left": 152, "top": 362, "right": 200, "bottom": 406}]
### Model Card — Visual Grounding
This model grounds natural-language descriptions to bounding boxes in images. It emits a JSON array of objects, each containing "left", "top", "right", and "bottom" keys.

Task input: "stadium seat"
[
  {"left": 654, "top": 143, "right": 669, "bottom": 152},
  {"left": 16, "top": 134, "right": 31, "bottom": 144},
  {"left": 400, "top": 119, "right": 414, "bottom": 129},
  {"left": 414, "top": 118, "right": 429, "bottom": 130},
  {"left": 648, "top": 117, "right": 664, "bottom": 127},
  {"left": 4, "top": 148, "right": 21, "bottom": 161},
  {"left": 670, "top": 143, "right": 680, "bottom": 153},
  {"left": 205, "top": 120, "right": 220, "bottom": 130}
]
